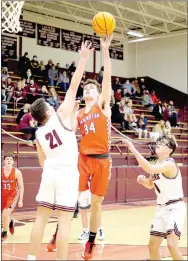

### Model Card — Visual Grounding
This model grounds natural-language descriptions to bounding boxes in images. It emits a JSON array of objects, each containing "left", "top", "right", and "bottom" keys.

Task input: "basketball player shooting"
[
  {"left": 2, "top": 152, "right": 24, "bottom": 241},
  {"left": 26, "top": 41, "right": 94, "bottom": 261},
  {"left": 122, "top": 136, "right": 186, "bottom": 260}
]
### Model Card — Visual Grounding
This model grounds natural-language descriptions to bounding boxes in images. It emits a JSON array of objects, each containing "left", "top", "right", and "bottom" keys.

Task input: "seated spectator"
[
  {"left": 150, "top": 120, "right": 165, "bottom": 142},
  {"left": 114, "top": 88, "right": 122, "bottom": 102},
  {"left": 162, "top": 102, "right": 169, "bottom": 121},
  {"left": 46, "top": 59, "right": 53, "bottom": 71},
  {"left": 122, "top": 80, "right": 135, "bottom": 97},
  {"left": 57, "top": 71, "right": 70, "bottom": 92},
  {"left": 1, "top": 93, "right": 7, "bottom": 120},
  {"left": 48, "top": 64, "right": 58, "bottom": 86},
  {"left": 124, "top": 99, "right": 137, "bottom": 127},
  {"left": 24, "top": 69, "right": 32, "bottom": 85},
  {"left": 163, "top": 121, "right": 178, "bottom": 147},
  {"left": 142, "top": 90, "right": 154, "bottom": 111},
  {"left": 19, "top": 104, "right": 37, "bottom": 141},
  {"left": 153, "top": 100, "right": 163, "bottom": 120},
  {"left": 5, "top": 77, "right": 14, "bottom": 103},
  {"left": 110, "top": 89, "right": 115, "bottom": 108},
  {"left": 122, "top": 88, "right": 131, "bottom": 98},
  {"left": 2, "top": 67, "right": 9, "bottom": 79},
  {"left": 55, "top": 63, "right": 61, "bottom": 76},
  {"left": 133, "top": 79, "right": 141, "bottom": 96},
  {"left": 18, "top": 52, "right": 30, "bottom": 78},
  {"left": 25, "top": 78, "right": 39, "bottom": 104},
  {"left": 13, "top": 81, "right": 26, "bottom": 107},
  {"left": 168, "top": 100, "right": 178, "bottom": 127},
  {"left": 97, "top": 66, "right": 104, "bottom": 84},
  {"left": 112, "top": 102, "right": 129, "bottom": 131},
  {"left": 113, "top": 77, "right": 121, "bottom": 91},
  {"left": 37, "top": 85, "right": 49, "bottom": 100},
  {"left": 30, "top": 55, "right": 40, "bottom": 75},
  {"left": 1, "top": 76, "right": 7, "bottom": 97},
  {"left": 47, "top": 87, "right": 58, "bottom": 108},
  {"left": 150, "top": 90, "right": 158, "bottom": 104},
  {"left": 16, "top": 103, "right": 31, "bottom": 124},
  {"left": 76, "top": 73, "right": 86, "bottom": 100},
  {"left": 136, "top": 113, "right": 148, "bottom": 139},
  {"left": 39, "top": 60, "right": 46, "bottom": 79},
  {"left": 69, "top": 61, "right": 76, "bottom": 75},
  {"left": 130, "top": 80, "right": 136, "bottom": 98},
  {"left": 139, "top": 78, "right": 146, "bottom": 95},
  {"left": 2, "top": 50, "right": 9, "bottom": 67}
]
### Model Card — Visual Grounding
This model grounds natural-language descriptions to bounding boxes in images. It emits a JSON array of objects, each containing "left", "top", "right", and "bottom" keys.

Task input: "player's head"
[
  {"left": 4, "top": 152, "right": 15, "bottom": 167},
  {"left": 155, "top": 136, "right": 176, "bottom": 157},
  {"left": 83, "top": 79, "right": 101, "bottom": 102},
  {"left": 30, "top": 98, "right": 55, "bottom": 124}
]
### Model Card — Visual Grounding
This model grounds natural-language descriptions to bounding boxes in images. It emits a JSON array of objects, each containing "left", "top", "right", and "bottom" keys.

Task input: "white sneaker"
[
  {"left": 78, "top": 230, "right": 89, "bottom": 240},
  {"left": 97, "top": 229, "right": 105, "bottom": 240}
]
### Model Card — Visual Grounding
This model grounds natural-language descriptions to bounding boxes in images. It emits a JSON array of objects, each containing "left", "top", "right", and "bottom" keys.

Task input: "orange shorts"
[
  {"left": 2, "top": 194, "right": 18, "bottom": 212},
  {"left": 78, "top": 153, "right": 111, "bottom": 197}
]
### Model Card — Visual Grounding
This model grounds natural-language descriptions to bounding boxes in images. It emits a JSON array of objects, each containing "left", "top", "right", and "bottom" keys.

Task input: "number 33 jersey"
[
  {"left": 2, "top": 168, "right": 18, "bottom": 198},
  {"left": 36, "top": 114, "right": 78, "bottom": 168},
  {"left": 77, "top": 103, "right": 111, "bottom": 155}
]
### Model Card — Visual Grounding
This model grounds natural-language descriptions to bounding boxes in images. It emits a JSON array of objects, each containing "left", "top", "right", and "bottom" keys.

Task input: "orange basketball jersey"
[
  {"left": 2, "top": 168, "right": 18, "bottom": 198},
  {"left": 77, "top": 103, "right": 111, "bottom": 155}
]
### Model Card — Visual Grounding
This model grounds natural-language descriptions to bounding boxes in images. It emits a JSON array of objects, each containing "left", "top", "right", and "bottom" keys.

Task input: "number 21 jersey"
[
  {"left": 77, "top": 103, "right": 111, "bottom": 155},
  {"left": 36, "top": 114, "right": 78, "bottom": 168}
]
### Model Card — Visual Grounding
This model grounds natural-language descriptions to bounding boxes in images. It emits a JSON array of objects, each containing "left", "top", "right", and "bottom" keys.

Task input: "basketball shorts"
[
  {"left": 78, "top": 190, "right": 91, "bottom": 209},
  {"left": 36, "top": 166, "right": 79, "bottom": 212},
  {"left": 150, "top": 201, "right": 186, "bottom": 239},
  {"left": 2, "top": 193, "right": 19, "bottom": 212},
  {"left": 78, "top": 154, "right": 112, "bottom": 197}
]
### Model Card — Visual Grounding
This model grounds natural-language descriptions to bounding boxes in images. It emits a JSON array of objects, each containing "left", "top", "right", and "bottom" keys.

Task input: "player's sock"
[
  {"left": 27, "top": 254, "right": 36, "bottom": 260},
  {"left": 83, "top": 228, "right": 89, "bottom": 232},
  {"left": 88, "top": 232, "right": 96, "bottom": 243}
]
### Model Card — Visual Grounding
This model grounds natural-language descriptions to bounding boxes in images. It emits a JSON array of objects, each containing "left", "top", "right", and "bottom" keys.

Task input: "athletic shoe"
[
  {"left": 73, "top": 213, "right": 78, "bottom": 218},
  {"left": 46, "top": 233, "right": 57, "bottom": 252},
  {"left": 82, "top": 241, "right": 95, "bottom": 260},
  {"left": 9, "top": 218, "right": 15, "bottom": 235},
  {"left": 2, "top": 231, "right": 7, "bottom": 241},
  {"left": 78, "top": 231, "right": 89, "bottom": 240},
  {"left": 97, "top": 229, "right": 105, "bottom": 240}
]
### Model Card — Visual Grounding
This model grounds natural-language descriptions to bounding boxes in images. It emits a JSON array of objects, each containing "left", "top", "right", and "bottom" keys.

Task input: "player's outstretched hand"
[
  {"left": 121, "top": 138, "right": 134, "bottom": 151},
  {"left": 137, "top": 175, "right": 146, "bottom": 185},
  {"left": 100, "top": 34, "right": 113, "bottom": 50},
  {"left": 79, "top": 41, "right": 94, "bottom": 61},
  {"left": 18, "top": 200, "right": 23, "bottom": 208}
]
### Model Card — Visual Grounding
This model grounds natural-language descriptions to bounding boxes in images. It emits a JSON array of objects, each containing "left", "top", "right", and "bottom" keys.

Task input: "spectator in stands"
[
  {"left": 142, "top": 90, "right": 154, "bottom": 111},
  {"left": 114, "top": 88, "right": 122, "bottom": 102},
  {"left": 2, "top": 50, "right": 9, "bottom": 67},
  {"left": 153, "top": 100, "right": 163, "bottom": 121},
  {"left": 139, "top": 78, "right": 146, "bottom": 94},
  {"left": 25, "top": 78, "right": 39, "bottom": 104},
  {"left": 57, "top": 71, "right": 70, "bottom": 92},
  {"left": 133, "top": 79, "right": 141, "bottom": 96},
  {"left": 13, "top": 81, "right": 26, "bottom": 107},
  {"left": 39, "top": 60, "right": 46, "bottom": 79},
  {"left": 24, "top": 69, "right": 32, "bottom": 86},
  {"left": 37, "top": 85, "right": 49, "bottom": 101},
  {"left": 150, "top": 90, "right": 158, "bottom": 104},
  {"left": 110, "top": 89, "right": 115, "bottom": 108},
  {"left": 168, "top": 100, "right": 178, "bottom": 127},
  {"left": 30, "top": 55, "right": 40, "bottom": 76},
  {"left": 124, "top": 99, "right": 137, "bottom": 127},
  {"left": 19, "top": 104, "right": 37, "bottom": 141},
  {"left": 130, "top": 80, "right": 137, "bottom": 98},
  {"left": 76, "top": 73, "right": 86, "bottom": 100},
  {"left": 122, "top": 88, "right": 131, "bottom": 98},
  {"left": 2, "top": 67, "right": 9, "bottom": 79},
  {"left": 113, "top": 77, "right": 121, "bottom": 91},
  {"left": 55, "top": 63, "right": 61, "bottom": 76},
  {"left": 47, "top": 87, "right": 58, "bottom": 108},
  {"left": 97, "top": 66, "right": 104, "bottom": 84},
  {"left": 69, "top": 61, "right": 76, "bottom": 74},
  {"left": 122, "top": 80, "right": 136, "bottom": 97},
  {"left": 136, "top": 113, "right": 148, "bottom": 139},
  {"left": 5, "top": 77, "right": 14, "bottom": 103},
  {"left": 162, "top": 102, "right": 169, "bottom": 121},
  {"left": 46, "top": 59, "right": 53, "bottom": 71},
  {"left": 150, "top": 120, "right": 165, "bottom": 142},
  {"left": 48, "top": 64, "right": 58, "bottom": 86},
  {"left": 164, "top": 121, "right": 178, "bottom": 147},
  {"left": 1, "top": 76, "right": 7, "bottom": 97},
  {"left": 16, "top": 103, "right": 31, "bottom": 124},
  {"left": 18, "top": 52, "right": 30, "bottom": 78},
  {"left": 1, "top": 93, "right": 7, "bottom": 120},
  {"left": 112, "top": 100, "right": 129, "bottom": 131}
]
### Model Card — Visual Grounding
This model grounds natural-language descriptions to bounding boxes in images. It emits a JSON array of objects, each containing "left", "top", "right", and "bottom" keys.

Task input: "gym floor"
[{"left": 2, "top": 200, "right": 187, "bottom": 260}]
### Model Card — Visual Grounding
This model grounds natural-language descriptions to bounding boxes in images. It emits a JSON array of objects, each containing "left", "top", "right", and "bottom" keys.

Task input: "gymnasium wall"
[{"left": 129, "top": 34, "right": 187, "bottom": 94}]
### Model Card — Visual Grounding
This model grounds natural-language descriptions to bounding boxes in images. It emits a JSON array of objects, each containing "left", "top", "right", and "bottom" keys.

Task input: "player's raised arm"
[
  {"left": 16, "top": 169, "right": 24, "bottom": 207},
  {"left": 58, "top": 41, "right": 94, "bottom": 119},
  {"left": 122, "top": 139, "right": 175, "bottom": 177},
  {"left": 98, "top": 35, "right": 113, "bottom": 113}
]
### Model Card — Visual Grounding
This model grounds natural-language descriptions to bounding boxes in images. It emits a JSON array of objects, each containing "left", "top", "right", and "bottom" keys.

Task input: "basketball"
[{"left": 92, "top": 12, "right": 116, "bottom": 36}]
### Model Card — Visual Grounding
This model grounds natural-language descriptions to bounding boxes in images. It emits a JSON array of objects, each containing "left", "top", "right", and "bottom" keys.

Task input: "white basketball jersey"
[
  {"left": 152, "top": 158, "right": 184, "bottom": 205},
  {"left": 36, "top": 113, "right": 78, "bottom": 168}
]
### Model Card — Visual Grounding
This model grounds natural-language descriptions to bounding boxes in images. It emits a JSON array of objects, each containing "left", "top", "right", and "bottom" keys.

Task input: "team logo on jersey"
[{"left": 80, "top": 113, "right": 100, "bottom": 124}]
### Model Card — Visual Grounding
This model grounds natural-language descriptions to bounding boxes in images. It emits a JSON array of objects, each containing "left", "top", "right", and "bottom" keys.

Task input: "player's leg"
[
  {"left": 2, "top": 208, "right": 11, "bottom": 240},
  {"left": 27, "top": 206, "right": 53, "bottom": 260},
  {"left": 166, "top": 232, "right": 184, "bottom": 260},
  {"left": 46, "top": 224, "right": 58, "bottom": 252},
  {"left": 148, "top": 235, "right": 163, "bottom": 260}
]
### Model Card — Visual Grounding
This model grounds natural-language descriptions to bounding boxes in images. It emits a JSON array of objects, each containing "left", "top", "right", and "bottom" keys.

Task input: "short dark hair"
[
  {"left": 4, "top": 152, "right": 15, "bottom": 160},
  {"left": 156, "top": 135, "right": 176, "bottom": 155},
  {"left": 30, "top": 98, "right": 48, "bottom": 123},
  {"left": 83, "top": 79, "right": 101, "bottom": 93}
]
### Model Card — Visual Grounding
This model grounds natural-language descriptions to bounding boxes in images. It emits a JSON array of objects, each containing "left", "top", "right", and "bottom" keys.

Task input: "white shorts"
[
  {"left": 150, "top": 201, "right": 186, "bottom": 239},
  {"left": 78, "top": 189, "right": 91, "bottom": 209},
  {"left": 36, "top": 166, "right": 79, "bottom": 212}
]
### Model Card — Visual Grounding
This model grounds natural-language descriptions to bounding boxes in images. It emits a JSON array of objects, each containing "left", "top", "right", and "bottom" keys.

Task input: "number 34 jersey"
[
  {"left": 36, "top": 114, "right": 78, "bottom": 168},
  {"left": 77, "top": 103, "right": 111, "bottom": 155}
]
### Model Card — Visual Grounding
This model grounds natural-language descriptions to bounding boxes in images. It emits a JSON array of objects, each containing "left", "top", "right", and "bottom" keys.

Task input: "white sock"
[
  {"left": 27, "top": 255, "right": 36, "bottom": 260},
  {"left": 83, "top": 228, "right": 89, "bottom": 232}
]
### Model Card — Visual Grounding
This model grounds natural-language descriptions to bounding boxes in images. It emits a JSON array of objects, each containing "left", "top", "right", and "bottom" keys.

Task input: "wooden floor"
[{"left": 2, "top": 201, "right": 188, "bottom": 260}]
